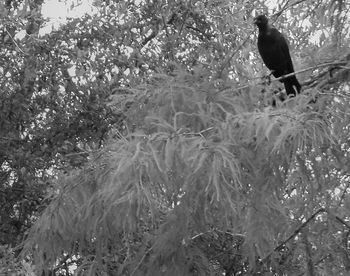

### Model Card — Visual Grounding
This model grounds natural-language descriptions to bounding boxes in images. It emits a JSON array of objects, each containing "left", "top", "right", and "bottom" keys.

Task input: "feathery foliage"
[{"left": 25, "top": 62, "right": 350, "bottom": 274}]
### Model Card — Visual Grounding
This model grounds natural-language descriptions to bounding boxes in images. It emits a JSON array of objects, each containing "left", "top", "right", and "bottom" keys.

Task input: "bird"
[{"left": 254, "top": 15, "right": 301, "bottom": 99}]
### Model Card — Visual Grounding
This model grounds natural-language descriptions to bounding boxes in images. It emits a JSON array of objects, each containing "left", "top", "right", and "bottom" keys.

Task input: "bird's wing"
[{"left": 276, "top": 30, "right": 295, "bottom": 73}]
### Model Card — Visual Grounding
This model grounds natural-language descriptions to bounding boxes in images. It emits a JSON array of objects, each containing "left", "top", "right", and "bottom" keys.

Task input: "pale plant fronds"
[{"left": 24, "top": 67, "right": 347, "bottom": 274}]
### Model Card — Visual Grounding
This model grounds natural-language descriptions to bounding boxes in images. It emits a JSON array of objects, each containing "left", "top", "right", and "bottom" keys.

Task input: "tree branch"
[
  {"left": 130, "top": 246, "right": 153, "bottom": 276},
  {"left": 273, "top": 61, "right": 347, "bottom": 82},
  {"left": 262, "top": 208, "right": 326, "bottom": 262},
  {"left": 272, "top": 0, "right": 307, "bottom": 19},
  {"left": 226, "top": 61, "right": 348, "bottom": 93},
  {"left": 337, "top": 182, "right": 350, "bottom": 209},
  {"left": 262, "top": 207, "right": 350, "bottom": 263},
  {"left": 332, "top": 214, "right": 350, "bottom": 230},
  {"left": 215, "top": 30, "right": 255, "bottom": 79},
  {"left": 5, "top": 27, "right": 25, "bottom": 55},
  {"left": 297, "top": 254, "right": 330, "bottom": 276}
]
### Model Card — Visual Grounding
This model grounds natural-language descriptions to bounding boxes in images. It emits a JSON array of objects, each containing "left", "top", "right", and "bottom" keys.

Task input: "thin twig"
[
  {"left": 63, "top": 151, "right": 91, "bottom": 158},
  {"left": 191, "top": 229, "right": 245, "bottom": 241},
  {"left": 274, "top": 61, "right": 347, "bottom": 82},
  {"left": 337, "top": 182, "right": 350, "bottom": 209},
  {"left": 191, "top": 231, "right": 212, "bottom": 240},
  {"left": 216, "top": 29, "right": 255, "bottom": 79},
  {"left": 297, "top": 254, "right": 330, "bottom": 276},
  {"left": 333, "top": 214, "right": 350, "bottom": 230},
  {"left": 5, "top": 27, "right": 25, "bottom": 54},
  {"left": 130, "top": 246, "right": 153, "bottom": 276},
  {"left": 262, "top": 208, "right": 326, "bottom": 262},
  {"left": 182, "top": 127, "right": 214, "bottom": 137},
  {"left": 271, "top": 0, "right": 291, "bottom": 21},
  {"left": 272, "top": 0, "right": 307, "bottom": 19},
  {"left": 262, "top": 207, "right": 350, "bottom": 263}
]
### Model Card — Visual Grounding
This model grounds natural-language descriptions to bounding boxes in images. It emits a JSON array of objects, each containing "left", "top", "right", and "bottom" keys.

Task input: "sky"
[
  {"left": 40, "top": 0, "right": 96, "bottom": 35},
  {"left": 42, "top": 0, "right": 95, "bottom": 20}
]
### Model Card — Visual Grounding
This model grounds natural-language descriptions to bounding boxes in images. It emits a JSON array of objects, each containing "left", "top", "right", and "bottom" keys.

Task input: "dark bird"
[{"left": 254, "top": 15, "right": 301, "bottom": 99}]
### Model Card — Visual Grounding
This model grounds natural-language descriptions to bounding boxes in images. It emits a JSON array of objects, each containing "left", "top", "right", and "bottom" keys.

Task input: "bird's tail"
[{"left": 284, "top": 76, "right": 301, "bottom": 96}]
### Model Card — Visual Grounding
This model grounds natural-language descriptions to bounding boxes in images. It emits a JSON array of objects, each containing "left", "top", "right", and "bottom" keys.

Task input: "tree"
[{"left": 1, "top": 0, "right": 350, "bottom": 275}]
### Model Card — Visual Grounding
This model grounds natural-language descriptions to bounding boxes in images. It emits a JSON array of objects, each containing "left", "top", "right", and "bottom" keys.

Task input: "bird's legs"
[{"left": 262, "top": 70, "right": 275, "bottom": 85}]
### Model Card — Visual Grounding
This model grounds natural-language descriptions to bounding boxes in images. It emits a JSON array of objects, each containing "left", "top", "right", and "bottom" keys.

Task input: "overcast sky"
[{"left": 40, "top": 0, "right": 96, "bottom": 35}]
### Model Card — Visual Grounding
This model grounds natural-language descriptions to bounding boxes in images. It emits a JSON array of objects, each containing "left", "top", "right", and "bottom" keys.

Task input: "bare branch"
[
  {"left": 130, "top": 246, "right": 153, "bottom": 276},
  {"left": 262, "top": 207, "right": 350, "bottom": 264},
  {"left": 273, "top": 61, "right": 347, "bottom": 82},
  {"left": 272, "top": 0, "right": 307, "bottom": 19},
  {"left": 215, "top": 29, "right": 255, "bottom": 79},
  {"left": 337, "top": 182, "right": 350, "bottom": 209},
  {"left": 226, "top": 61, "right": 348, "bottom": 93},
  {"left": 5, "top": 27, "right": 25, "bottom": 54},
  {"left": 262, "top": 208, "right": 326, "bottom": 262},
  {"left": 297, "top": 254, "right": 330, "bottom": 276},
  {"left": 333, "top": 214, "right": 350, "bottom": 230}
]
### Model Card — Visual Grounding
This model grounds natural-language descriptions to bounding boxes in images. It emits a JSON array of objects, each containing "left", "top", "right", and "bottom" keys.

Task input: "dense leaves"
[{"left": 0, "top": 0, "right": 350, "bottom": 275}]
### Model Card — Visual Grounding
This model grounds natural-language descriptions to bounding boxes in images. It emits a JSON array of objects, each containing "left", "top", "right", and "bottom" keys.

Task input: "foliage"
[
  {"left": 0, "top": 0, "right": 350, "bottom": 275},
  {"left": 24, "top": 58, "right": 350, "bottom": 274},
  {"left": 0, "top": 245, "right": 35, "bottom": 276},
  {"left": 0, "top": 0, "right": 130, "bottom": 248}
]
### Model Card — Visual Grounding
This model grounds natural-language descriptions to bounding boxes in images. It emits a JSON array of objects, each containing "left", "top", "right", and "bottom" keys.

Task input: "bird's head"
[{"left": 253, "top": 15, "right": 268, "bottom": 28}]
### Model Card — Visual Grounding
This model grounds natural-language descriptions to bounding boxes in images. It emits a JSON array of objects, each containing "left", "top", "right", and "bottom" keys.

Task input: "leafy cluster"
[{"left": 25, "top": 63, "right": 350, "bottom": 274}]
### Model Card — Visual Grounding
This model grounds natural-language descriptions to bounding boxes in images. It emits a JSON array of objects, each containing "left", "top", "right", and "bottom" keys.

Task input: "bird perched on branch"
[{"left": 254, "top": 15, "right": 301, "bottom": 99}]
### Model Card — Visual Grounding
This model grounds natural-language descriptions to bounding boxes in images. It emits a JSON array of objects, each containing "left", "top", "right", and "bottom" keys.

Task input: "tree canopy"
[{"left": 1, "top": 0, "right": 350, "bottom": 275}]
